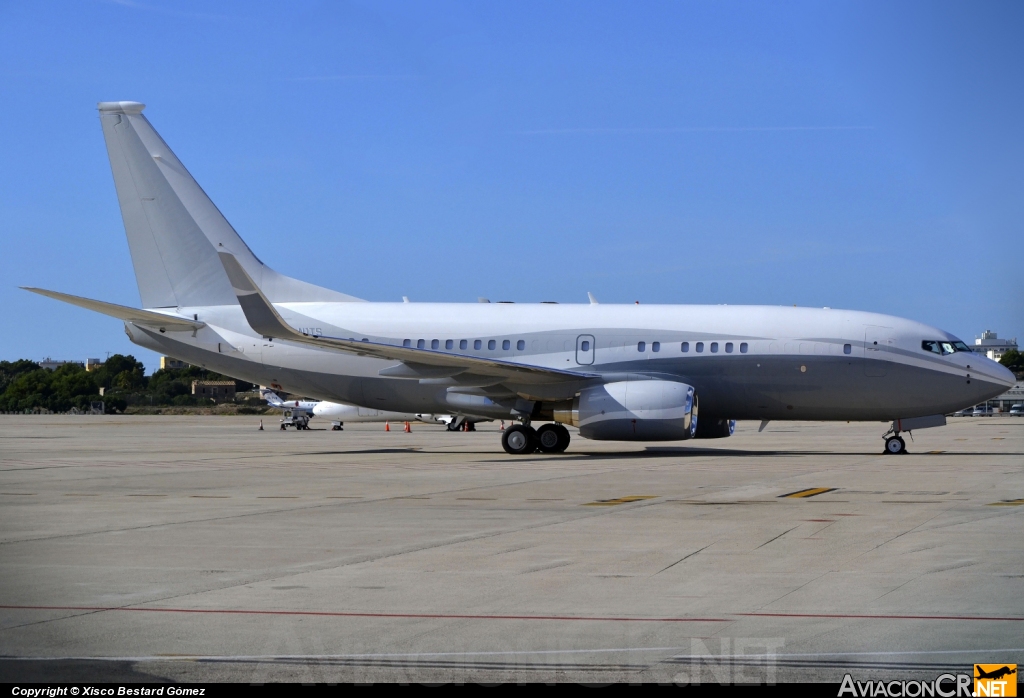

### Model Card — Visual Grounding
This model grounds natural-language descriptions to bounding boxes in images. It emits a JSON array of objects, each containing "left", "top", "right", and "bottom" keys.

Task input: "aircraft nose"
[{"left": 993, "top": 361, "right": 1017, "bottom": 388}]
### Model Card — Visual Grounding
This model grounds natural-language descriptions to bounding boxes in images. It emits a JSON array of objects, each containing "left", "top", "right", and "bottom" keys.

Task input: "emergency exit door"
[{"left": 576, "top": 334, "right": 595, "bottom": 365}]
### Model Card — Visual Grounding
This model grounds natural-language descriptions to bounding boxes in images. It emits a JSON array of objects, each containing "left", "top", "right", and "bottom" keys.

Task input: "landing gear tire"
[
  {"left": 447, "top": 421, "right": 461, "bottom": 432},
  {"left": 502, "top": 424, "right": 537, "bottom": 455},
  {"left": 884, "top": 435, "right": 906, "bottom": 455},
  {"left": 536, "top": 423, "right": 570, "bottom": 453}
]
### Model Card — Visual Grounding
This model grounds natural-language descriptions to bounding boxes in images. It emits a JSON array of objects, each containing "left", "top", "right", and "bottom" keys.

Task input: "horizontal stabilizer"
[
  {"left": 217, "top": 251, "right": 593, "bottom": 385},
  {"left": 22, "top": 287, "right": 205, "bottom": 332}
]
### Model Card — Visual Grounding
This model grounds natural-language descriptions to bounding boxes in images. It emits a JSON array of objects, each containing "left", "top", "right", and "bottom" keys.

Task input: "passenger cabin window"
[
  {"left": 403, "top": 339, "right": 411, "bottom": 347},
  {"left": 652, "top": 341, "right": 660, "bottom": 352},
  {"left": 710, "top": 342, "right": 719, "bottom": 353},
  {"left": 638, "top": 341, "right": 646, "bottom": 352},
  {"left": 581, "top": 340, "right": 590, "bottom": 351},
  {"left": 502, "top": 339, "right": 511, "bottom": 350},
  {"left": 696, "top": 342, "right": 704, "bottom": 353},
  {"left": 460, "top": 339, "right": 468, "bottom": 350},
  {"left": 431, "top": 339, "right": 439, "bottom": 350},
  {"left": 488, "top": 340, "right": 496, "bottom": 350},
  {"left": 517, "top": 340, "right": 526, "bottom": 351},
  {"left": 844, "top": 343, "right": 852, "bottom": 354},
  {"left": 474, "top": 340, "right": 482, "bottom": 350},
  {"left": 725, "top": 342, "right": 733, "bottom": 353},
  {"left": 417, "top": 339, "right": 425, "bottom": 349},
  {"left": 445, "top": 339, "right": 453, "bottom": 350},
  {"left": 681, "top": 342, "right": 689, "bottom": 352},
  {"left": 740, "top": 342, "right": 748, "bottom": 353}
]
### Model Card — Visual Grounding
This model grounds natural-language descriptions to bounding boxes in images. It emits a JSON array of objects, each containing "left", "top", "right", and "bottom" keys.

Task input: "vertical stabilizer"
[{"left": 98, "top": 101, "right": 361, "bottom": 308}]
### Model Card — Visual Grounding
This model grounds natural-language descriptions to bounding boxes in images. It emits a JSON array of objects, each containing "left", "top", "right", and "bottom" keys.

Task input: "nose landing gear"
[
  {"left": 884, "top": 434, "right": 906, "bottom": 454},
  {"left": 883, "top": 422, "right": 908, "bottom": 455}
]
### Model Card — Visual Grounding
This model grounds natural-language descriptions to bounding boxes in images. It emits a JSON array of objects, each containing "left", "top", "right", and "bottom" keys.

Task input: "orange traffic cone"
[
  {"left": 500, "top": 420, "right": 505, "bottom": 430},
  {"left": 259, "top": 420, "right": 263, "bottom": 431},
  {"left": 404, "top": 421, "right": 411, "bottom": 433},
  {"left": 385, "top": 421, "right": 390, "bottom": 431}
]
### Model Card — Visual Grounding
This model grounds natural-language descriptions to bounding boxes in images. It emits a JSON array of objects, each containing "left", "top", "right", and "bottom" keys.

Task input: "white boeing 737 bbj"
[{"left": 24, "top": 102, "right": 1015, "bottom": 455}]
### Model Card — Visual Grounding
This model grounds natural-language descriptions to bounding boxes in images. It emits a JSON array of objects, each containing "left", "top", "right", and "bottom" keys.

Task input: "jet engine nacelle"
[{"left": 555, "top": 380, "right": 698, "bottom": 441}]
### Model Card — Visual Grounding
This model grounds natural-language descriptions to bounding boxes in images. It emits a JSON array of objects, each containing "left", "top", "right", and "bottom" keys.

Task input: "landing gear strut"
[{"left": 883, "top": 422, "right": 907, "bottom": 455}]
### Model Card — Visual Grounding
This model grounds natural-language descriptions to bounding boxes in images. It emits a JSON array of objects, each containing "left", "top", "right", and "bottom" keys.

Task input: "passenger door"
[{"left": 576, "top": 334, "right": 595, "bottom": 365}]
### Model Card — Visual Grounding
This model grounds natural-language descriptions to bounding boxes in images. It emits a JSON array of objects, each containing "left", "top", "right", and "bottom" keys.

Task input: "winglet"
[
  {"left": 587, "top": 292, "right": 598, "bottom": 305},
  {"left": 217, "top": 251, "right": 301, "bottom": 340}
]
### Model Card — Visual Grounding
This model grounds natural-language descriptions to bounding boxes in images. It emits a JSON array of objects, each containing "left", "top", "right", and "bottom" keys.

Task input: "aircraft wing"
[
  {"left": 218, "top": 252, "right": 593, "bottom": 385},
  {"left": 22, "top": 287, "right": 205, "bottom": 332}
]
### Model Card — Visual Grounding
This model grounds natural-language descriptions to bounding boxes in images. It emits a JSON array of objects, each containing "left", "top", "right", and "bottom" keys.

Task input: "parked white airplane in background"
[
  {"left": 261, "top": 387, "right": 466, "bottom": 432},
  {"left": 24, "top": 102, "right": 1016, "bottom": 455}
]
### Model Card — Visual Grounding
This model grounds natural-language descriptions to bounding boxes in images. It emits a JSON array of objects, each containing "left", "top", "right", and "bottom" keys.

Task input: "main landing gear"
[
  {"left": 883, "top": 422, "right": 908, "bottom": 455},
  {"left": 501, "top": 423, "right": 570, "bottom": 455}
]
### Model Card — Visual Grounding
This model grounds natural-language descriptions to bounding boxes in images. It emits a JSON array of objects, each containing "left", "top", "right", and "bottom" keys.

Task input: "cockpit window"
[{"left": 922, "top": 339, "right": 972, "bottom": 355}]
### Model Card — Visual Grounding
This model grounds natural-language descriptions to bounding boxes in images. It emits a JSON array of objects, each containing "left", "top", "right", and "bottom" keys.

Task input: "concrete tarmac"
[{"left": 1, "top": 415, "right": 1022, "bottom": 684}]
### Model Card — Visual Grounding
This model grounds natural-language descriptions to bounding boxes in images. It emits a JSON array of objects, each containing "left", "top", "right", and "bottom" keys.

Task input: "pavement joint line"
[
  {"left": 4, "top": 605, "right": 1023, "bottom": 623},
  {"left": 738, "top": 612, "right": 1024, "bottom": 621},
  {"left": 0, "top": 605, "right": 729, "bottom": 623},
  {"left": 10, "top": 647, "right": 1022, "bottom": 663}
]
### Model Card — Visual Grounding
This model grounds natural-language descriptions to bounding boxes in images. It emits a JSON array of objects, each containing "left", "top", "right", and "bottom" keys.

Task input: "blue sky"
[{"left": 1, "top": 0, "right": 1021, "bottom": 372}]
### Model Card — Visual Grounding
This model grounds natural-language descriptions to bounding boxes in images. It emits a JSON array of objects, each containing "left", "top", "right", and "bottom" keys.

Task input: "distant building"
[
  {"left": 160, "top": 357, "right": 189, "bottom": 370},
  {"left": 985, "top": 382, "right": 1024, "bottom": 412},
  {"left": 191, "top": 380, "right": 236, "bottom": 401},
  {"left": 973, "top": 330, "right": 1017, "bottom": 361},
  {"left": 38, "top": 358, "right": 84, "bottom": 371},
  {"left": 85, "top": 358, "right": 103, "bottom": 372}
]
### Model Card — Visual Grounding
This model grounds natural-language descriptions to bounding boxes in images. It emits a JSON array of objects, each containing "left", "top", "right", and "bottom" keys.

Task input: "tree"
[
  {"left": 1000, "top": 349, "right": 1024, "bottom": 376},
  {"left": 91, "top": 355, "right": 146, "bottom": 390},
  {"left": 0, "top": 360, "right": 42, "bottom": 394}
]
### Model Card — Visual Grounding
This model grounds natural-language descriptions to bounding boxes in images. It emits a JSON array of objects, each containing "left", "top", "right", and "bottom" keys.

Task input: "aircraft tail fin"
[
  {"left": 98, "top": 101, "right": 362, "bottom": 309},
  {"left": 260, "top": 387, "right": 284, "bottom": 407}
]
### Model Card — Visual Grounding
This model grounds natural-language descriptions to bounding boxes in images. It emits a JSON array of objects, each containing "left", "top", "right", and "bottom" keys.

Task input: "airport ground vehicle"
[
  {"left": 280, "top": 408, "right": 310, "bottom": 430},
  {"left": 953, "top": 407, "right": 975, "bottom": 417},
  {"left": 972, "top": 406, "right": 995, "bottom": 417},
  {"left": 1010, "top": 404, "right": 1023, "bottom": 416},
  {"left": 25, "top": 101, "right": 1017, "bottom": 455}
]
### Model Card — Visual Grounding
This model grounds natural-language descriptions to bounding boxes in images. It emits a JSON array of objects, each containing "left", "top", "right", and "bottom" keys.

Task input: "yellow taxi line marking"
[
  {"left": 780, "top": 488, "right": 837, "bottom": 499},
  {"left": 928, "top": 450, "right": 945, "bottom": 454},
  {"left": 0, "top": 493, "right": 36, "bottom": 496},
  {"left": 988, "top": 499, "right": 1024, "bottom": 507},
  {"left": 582, "top": 495, "right": 657, "bottom": 506}
]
